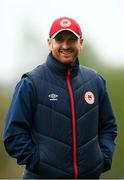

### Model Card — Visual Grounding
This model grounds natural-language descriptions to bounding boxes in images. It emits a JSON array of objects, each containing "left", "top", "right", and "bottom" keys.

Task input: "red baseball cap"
[{"left": 49, "top": 17, "right": 82, "bottom": 39}]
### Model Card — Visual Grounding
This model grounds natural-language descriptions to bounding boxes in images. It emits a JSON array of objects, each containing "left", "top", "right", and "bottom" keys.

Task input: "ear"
[
  {"left": 47, "top": 38, "right": 53, "bottom": 51},
  {"left": 80, "top": 38, "right": 83, "bottom": 49}
]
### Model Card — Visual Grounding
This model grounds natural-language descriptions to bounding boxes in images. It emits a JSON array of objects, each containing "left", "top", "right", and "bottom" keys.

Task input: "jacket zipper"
[{"left": 66, "top": 68, "right": 78, "bottom": 179}]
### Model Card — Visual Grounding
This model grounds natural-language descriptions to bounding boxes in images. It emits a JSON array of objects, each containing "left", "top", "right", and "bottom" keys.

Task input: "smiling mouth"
[{"left": 60, "top": 50, "right": 73, "bottom": 55}]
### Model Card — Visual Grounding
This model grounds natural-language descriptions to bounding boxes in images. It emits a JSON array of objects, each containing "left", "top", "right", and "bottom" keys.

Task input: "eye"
[
  {"left": 70, "top": 36, "right": 78, "bottom": 42},
  {"left": 55, "top": 36, "right": 63, "bottom": 42}
]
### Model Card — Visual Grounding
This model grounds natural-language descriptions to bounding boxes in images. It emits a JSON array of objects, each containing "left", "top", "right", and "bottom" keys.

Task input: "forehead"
[{"left": 54, "top": 30, "right": 78, "bottom": 39}]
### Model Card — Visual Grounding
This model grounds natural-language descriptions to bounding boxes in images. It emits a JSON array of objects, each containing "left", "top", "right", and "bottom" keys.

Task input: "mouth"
[{"left": 59, "top": 50, "right": 73, "bottom": 56}]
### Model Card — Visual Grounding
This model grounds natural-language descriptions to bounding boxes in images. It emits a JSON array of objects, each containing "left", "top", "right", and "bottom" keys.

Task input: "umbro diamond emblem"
[{"left": 48, "top": 93, "right": 58, "bottom": 101}]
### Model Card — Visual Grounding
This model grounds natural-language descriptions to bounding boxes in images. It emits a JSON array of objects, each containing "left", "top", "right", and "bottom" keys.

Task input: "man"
[{"left": 4, "top": 17, "right": 117, "bottom": 179}]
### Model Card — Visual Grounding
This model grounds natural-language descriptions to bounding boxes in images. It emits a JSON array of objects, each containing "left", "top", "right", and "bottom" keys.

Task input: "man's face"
[{"left": 48, "top": 31, "right": 83, "bottom": 64}]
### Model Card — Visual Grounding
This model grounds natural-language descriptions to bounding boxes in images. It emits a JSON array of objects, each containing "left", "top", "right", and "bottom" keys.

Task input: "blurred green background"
[{"left": 0, "top": 41, "right": 123, "bottom": 179}]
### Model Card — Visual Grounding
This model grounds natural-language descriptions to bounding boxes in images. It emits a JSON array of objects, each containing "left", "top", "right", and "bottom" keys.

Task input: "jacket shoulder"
[
  {"left": 79, "top": 65, "right": 98, "bottom": 81},
  {"left": 22, "top": 63, "right": 45, "bottom": 79},
  {"left": 21, "top": 63, "right": 48, "bottom": 86},
  {"left": 80, "top": 65, "right": 106, "bottom": 87}
]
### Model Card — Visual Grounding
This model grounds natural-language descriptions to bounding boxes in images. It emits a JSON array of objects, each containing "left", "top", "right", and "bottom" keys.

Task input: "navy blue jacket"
[{"left": 4, "top": 53, "right": 117, "bottom": 179}]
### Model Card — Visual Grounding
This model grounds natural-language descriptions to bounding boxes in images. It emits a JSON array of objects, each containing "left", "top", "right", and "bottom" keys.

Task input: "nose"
[{"left": 62, "top": 41, "right": 70, "bottom": 49}]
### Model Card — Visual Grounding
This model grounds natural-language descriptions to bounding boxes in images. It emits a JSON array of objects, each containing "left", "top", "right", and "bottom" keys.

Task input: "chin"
[
  {"left": 61, "top": 59, "right": 74, "bottom": 64},
  {"left": 61, "top": 57, "right": 75, "bottom": 63}
]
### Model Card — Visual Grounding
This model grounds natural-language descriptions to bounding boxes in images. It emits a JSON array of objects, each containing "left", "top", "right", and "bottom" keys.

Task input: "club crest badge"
[
  {"left": 84, "top": 91, "right": 95, "bottom": 104},
  {"left": 60, "top": 19, "right": 71, "bottom": 27}
]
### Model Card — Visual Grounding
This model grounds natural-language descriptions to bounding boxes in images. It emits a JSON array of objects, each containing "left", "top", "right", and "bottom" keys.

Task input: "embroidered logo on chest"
[
  {"left": 84, "top": 91, "right": 95, "bottom": 104},
  {"left": 48, "top": 93, "right": 58, "bottom": 101}
]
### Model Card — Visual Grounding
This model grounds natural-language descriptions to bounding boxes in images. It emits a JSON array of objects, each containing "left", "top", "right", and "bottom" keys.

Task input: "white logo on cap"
[
  {"left": 84, "top": 91, "right": 95, "bottom": 104},
  {"left": 60, "top": 19, "right": 71, "bottom": 27}
]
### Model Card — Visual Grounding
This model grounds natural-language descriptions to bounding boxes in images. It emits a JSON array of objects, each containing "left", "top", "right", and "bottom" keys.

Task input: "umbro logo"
[{"left": 48, "top": 93, "right": 58, "bottom": 101}]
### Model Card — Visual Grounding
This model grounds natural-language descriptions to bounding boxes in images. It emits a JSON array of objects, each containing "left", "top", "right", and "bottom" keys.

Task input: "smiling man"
[
  {"left": 48, "top": 30, "right": 83, "bottom": 64},
  {"left": 3, "top": 17, "right": 117, "bottom": 179}
]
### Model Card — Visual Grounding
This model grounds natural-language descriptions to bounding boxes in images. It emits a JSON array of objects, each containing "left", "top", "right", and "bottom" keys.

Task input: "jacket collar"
[{"left": 46, "top": 52, "right": 79, "bottom": 76}]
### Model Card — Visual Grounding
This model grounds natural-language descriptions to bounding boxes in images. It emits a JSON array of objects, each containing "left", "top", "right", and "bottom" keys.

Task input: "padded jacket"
[{"left": 4, "top": 53, "right": 117, "bottom": 179}]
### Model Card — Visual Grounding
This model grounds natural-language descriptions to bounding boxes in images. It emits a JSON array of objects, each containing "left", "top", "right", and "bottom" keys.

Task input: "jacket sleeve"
[
  {"left": 98, "top": 75, "right": 117, "bottom": 173},
  {"left": 3, "top": 77, "right": 39, "bottom": 173}
]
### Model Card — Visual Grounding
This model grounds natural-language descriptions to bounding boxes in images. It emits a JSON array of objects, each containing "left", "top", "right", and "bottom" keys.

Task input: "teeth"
[{"left": 60, "top": 51, "right": 72, "bottom": 55}]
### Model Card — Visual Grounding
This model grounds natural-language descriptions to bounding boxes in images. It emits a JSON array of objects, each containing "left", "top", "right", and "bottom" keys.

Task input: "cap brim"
[{"left": 50, "top": 28, "right": 80, "bottom": 39}]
